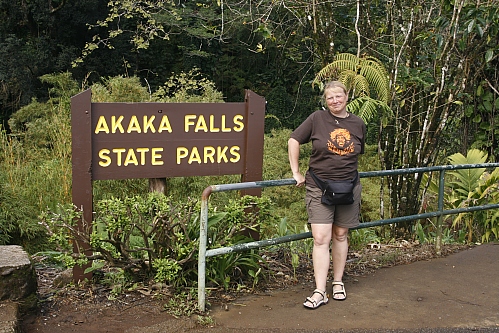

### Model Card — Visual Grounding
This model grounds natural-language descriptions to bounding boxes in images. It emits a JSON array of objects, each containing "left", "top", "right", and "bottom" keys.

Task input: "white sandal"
[
  {"left": 332, "top": 281, "right": 347, "bottom": 301},
  {"left": 303, "top": 289, "right": 329, "bottom": 309}
]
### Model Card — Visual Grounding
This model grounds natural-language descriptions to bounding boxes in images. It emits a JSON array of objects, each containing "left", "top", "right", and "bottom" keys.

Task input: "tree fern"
[{"left": 313, "top": 53, "right": 392, "bottom": 123}]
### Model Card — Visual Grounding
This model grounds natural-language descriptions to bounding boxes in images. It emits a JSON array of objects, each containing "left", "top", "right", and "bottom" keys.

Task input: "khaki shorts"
[{"left": 305, "top": 182, "right": 361, "bottom": 228}]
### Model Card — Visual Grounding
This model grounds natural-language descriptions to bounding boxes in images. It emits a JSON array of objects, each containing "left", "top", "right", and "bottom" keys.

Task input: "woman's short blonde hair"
[{"left": 323, "top": 81, "right": 348, "bottom": 96}]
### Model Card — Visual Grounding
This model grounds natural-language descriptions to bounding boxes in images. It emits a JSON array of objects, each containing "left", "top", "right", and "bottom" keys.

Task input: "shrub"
[{"left": 41, "top": 192, "right": 278, "bottom": 289}]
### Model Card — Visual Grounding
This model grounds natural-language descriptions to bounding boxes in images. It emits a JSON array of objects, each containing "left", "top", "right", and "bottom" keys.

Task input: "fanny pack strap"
[
  {"left": 308, "top": 169, "right": 327, "bottom": 193},
  {"left": 308, "top": 169, "right": 358, "bottom": 192}
]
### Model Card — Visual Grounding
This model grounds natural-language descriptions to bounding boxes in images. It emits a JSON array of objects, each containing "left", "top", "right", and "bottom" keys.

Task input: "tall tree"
[
  {"left": 0, "top": 0, "right": 110, "bottom": 128},
  {"left": 376, "top": 0, "right": 499, "bottom": 233}
]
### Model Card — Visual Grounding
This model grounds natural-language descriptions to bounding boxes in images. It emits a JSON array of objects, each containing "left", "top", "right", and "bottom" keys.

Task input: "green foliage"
[
  {"left": 100, "top": 268, "right": 130, "bottom": 300},
  {"left": 266, "top": 217, "right": 312, "bottom": 281},
  {"left": 314, "top": 53, "right": 390, "bottom": 103},
  {"left": 425, "top": 149, "right": 499, "bottom": 243},
  {"left": 41, "top": 192, "right": 276, "bottom": 289},
  {"left": 260, "top": 128, "right": 309, "bottom": 231},
  {"left": 206, "top": 244, "right": 262, "bottom": 290},
  {"left": 39, "top": 203, "right": 81, "bottom": 254},
  {"left": 349, "top": 228, "right": 381, "bottom": 251},
  {"left": 91, "top": 76, "right": 151, "bottom": 102},
  {"left": 357, "top": 145, "right": 390, "bottom": 223},
  {"left": 91, "top": 193, "right": 199, "bottom": 283},
  {"left": 74, "top": 0, "right": 175, "bottom": 66},
  {"left": 264, "top": 85, "right": 292, "bottom": 132},
  {"left": 94, "top": 179, "right": 150, "bottom": 202},
  {"left": 377, "top": 1, "right": 499, "bottom": 223},
  {"left": 223, "top": 195, "right": 278, "bottom": 239},
  {"left": 152, "top": 258, "right": 182, "bottom": 284},
  {"left": 413, "top": 222, "right": 465, "bottom": 245},
  {"left": 163, "top": 289, "right": 199, "bottom": 317},
  {"left": 466, "top": 86, "right": 499, "bottom": 161},
  {"left": 152, "top": 69, "right": 224, "bottom": 103},
  {"left": 264, "top": 84, "right": 319, "bottom": 132},
  {"left": 0, "top": 73, "right": 77, "bottom": 252},
  {"left": 248, "top": 267, "right": 262, "bottom": 289}
]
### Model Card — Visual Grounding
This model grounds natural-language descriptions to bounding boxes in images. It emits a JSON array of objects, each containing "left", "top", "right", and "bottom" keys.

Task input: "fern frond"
[
  {"left": 313, "top": 52, "right": 392, "bottom": 124},
  {"left": 313, "top": 53, "right": 360, "bottom": 87},
  {"left": 338, "top": 70, "right": 357, "bottom": 91},
  {"left": 351, "top": 75, "right": 370, "bottom": 97},
  {"left": 359, "top": 59, "right": 390, "bottom": 103},
  {"left": 347, "top": 97, "right": 391, "bottom": 123}
]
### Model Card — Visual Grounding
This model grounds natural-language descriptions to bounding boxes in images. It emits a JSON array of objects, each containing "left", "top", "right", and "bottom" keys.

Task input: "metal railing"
[{"left": 197, "top": 163, "right": 499, "bottom": 311}]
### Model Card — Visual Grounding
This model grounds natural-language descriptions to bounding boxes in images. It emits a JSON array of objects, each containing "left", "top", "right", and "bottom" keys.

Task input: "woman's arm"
[{"left": 288, "top": 138, "right": 305, "bottom": 187}]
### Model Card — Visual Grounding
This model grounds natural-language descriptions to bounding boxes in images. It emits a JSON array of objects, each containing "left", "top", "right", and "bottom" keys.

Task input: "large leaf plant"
[{"left": 444, "top": 149, "right": 499, "bottom": 243}]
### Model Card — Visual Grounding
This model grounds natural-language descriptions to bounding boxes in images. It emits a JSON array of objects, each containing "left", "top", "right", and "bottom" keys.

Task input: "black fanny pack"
[{"left": 309, "top": 169, "right": 358, "bottom": 205}]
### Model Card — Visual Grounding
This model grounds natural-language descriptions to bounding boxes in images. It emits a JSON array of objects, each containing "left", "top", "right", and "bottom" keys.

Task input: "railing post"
[
  {"left": 198, "top": 186, "right": 212, "bottom": 312},
  {"left": 435, "top": 170, "right": 445, "bottom": 255}
]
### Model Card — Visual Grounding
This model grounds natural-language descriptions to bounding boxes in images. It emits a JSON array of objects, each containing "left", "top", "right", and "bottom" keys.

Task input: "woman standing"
[{"left": 288, "top": 81, "right": 366, "bottom": 309}]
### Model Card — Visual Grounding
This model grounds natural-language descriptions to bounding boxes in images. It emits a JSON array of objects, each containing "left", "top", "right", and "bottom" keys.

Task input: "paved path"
[
  {"left": 207, "top": 243, "right": 499, "bottom": 332},
  {"left": 18, "top": 243, "right": 499, "bottom": 333}
]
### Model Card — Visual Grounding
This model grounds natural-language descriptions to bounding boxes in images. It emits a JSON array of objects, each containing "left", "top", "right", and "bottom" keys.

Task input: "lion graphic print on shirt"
[{"left": 327, "top": 128, "right": 355, "bottom": 156}]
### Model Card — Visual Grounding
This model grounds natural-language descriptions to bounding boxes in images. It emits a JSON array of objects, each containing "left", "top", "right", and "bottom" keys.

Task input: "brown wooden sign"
[
  {"left": 71, "top": 89, "right": 265, "bottom": 281},
  {"left": 93, "top": 102, "right": 248, "bottom": 179}
]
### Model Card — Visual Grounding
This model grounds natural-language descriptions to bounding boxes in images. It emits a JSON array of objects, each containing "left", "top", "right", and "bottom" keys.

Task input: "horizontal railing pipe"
[{"left": 206, "top": 232, "right": 313, "bottom": 257}]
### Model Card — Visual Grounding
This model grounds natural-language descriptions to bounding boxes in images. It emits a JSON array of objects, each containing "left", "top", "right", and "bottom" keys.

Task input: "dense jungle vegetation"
[{"left": 1, "top": 0, "right": 499, "bottom": 291}]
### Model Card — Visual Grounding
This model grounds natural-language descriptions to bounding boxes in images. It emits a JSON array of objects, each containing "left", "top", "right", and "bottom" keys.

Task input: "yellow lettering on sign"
[
  {"left": 158, "top": 115, "right": 172, "bottom": 133},
  {"left": 177, "top": 147, "right": 189, "bottom": 164},
  {"left": 194, "top": 116, "right": 208, "bottom": 132},
  {"left": 176, "top": 146, "right": 241, "bottom": 165},
  {"left": 188, "top": 147, "right": 202, "bottom": 164},
  {"left": 95, "top": 116, "right": 110, "bottom": 134},
  {"left": 233, "top": 115, "right": 244, "bottom": 132},
  {"left": 136, "top": 148, "right": 150, "bottom": 165},
  {"left": 184, "top": 114, "right": 245, "bottom": 132},
  {"left": 204, "top": 146, "right": 215, "bottom": 163},
  {"left": 229, "top": 146, "right": 240, "bottom": 162},
  {"left": 98, "top": 147, "right": 163, "bottom": 167},
  {"left": 185, "top": 115, "right": 196, "bottom": 132},
  {"left": 94, "top": 114, "right": 189, "bottom": 134},
  {"left": 151, "top": 148, "right": 164, "bottom": 165},
  {"left": 124, "top": 149, "right": 138, "bottom": 166},
  {"left": 99, "top": 149, "right": 111, "bottom": 166},
  {"left": 221, "top": 115, "right": 231, "bottom": 132},
  {"left": 127, "top": 116, "right": 141, "bottom": 133},
  {"left": 217, "top": 146, "right": 228, "bottom": 163},
  {"left": 143, "top": 116, "right": 156, "bottom": 133},
  {"left": 112, "top": 116, "right": 124, "bottom": 133},
  {"left": 112, "top": 148, "right": 126, "bottom": 166},
  {"left": 209, "top": 115, "right": 220, "bottom": 132}
]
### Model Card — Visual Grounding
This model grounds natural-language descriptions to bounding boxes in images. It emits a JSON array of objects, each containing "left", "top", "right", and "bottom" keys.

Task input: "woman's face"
[{"left": 325, "top": 87, "right": 348, "bottom": 115}]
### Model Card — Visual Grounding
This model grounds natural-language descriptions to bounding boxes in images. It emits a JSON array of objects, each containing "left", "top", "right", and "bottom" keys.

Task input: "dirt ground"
[{"left": 21, "top": 242, "right": 498, "bottom": 333}]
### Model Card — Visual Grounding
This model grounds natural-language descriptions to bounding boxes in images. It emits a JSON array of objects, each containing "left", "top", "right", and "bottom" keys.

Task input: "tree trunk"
[{"left": 148, "top": 178, "right": 167, "bottom": 194}]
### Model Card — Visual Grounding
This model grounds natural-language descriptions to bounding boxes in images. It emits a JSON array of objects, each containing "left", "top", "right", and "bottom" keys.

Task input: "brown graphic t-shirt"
[{"left": 290, "top": 109, "right": 366, "bottom": 185}]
